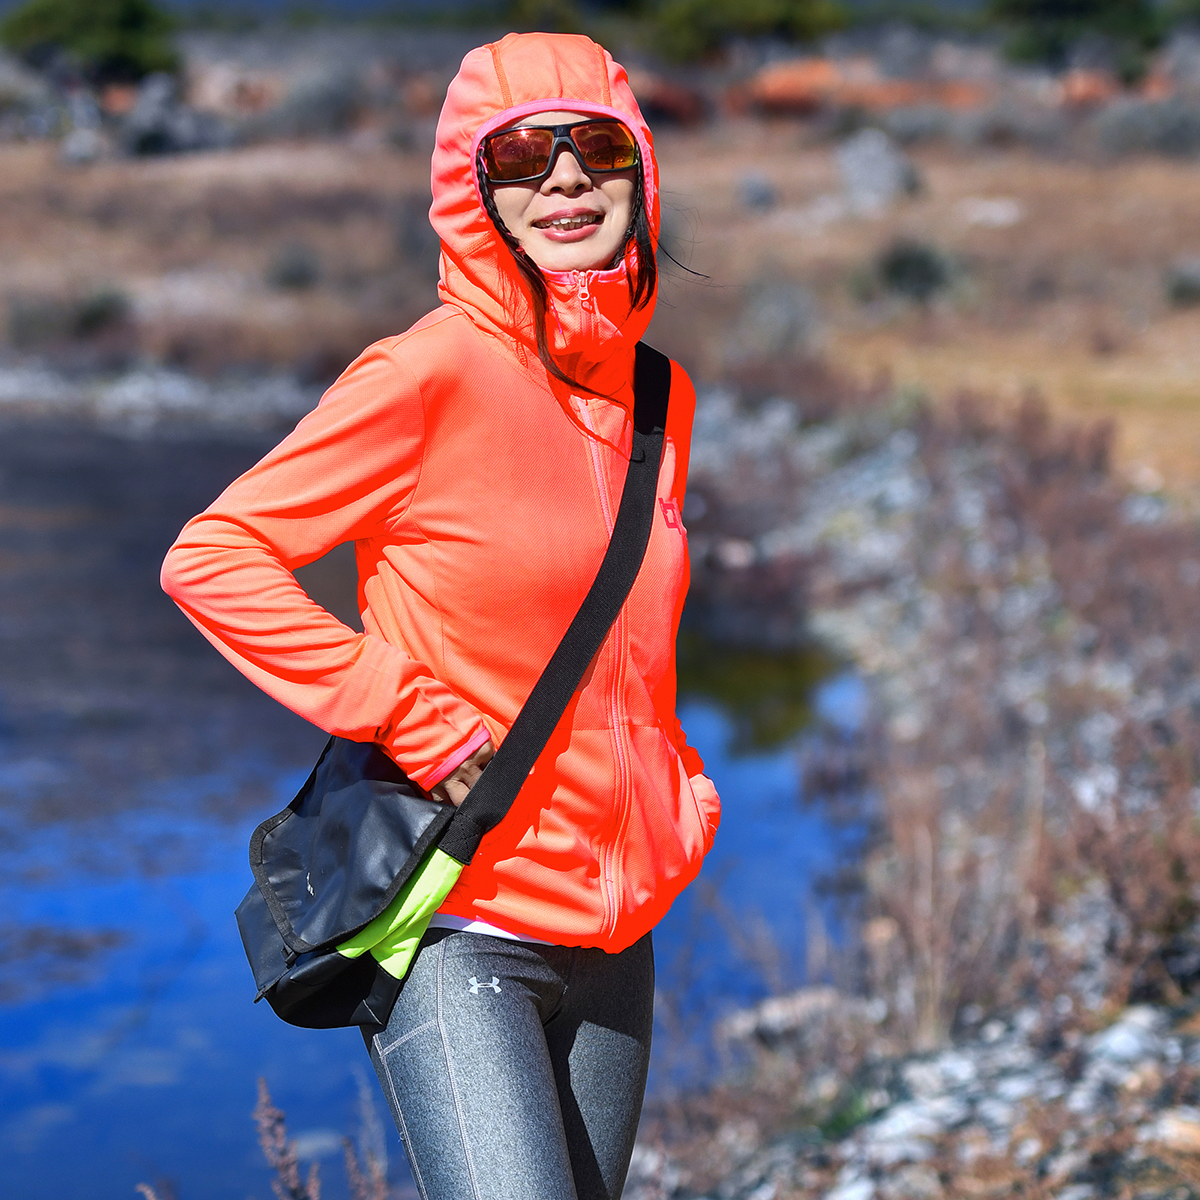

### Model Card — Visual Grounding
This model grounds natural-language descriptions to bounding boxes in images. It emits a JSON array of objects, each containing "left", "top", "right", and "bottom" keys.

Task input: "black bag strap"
[{"left": 438, "top": 342, "right": 672, "bottom": 865}]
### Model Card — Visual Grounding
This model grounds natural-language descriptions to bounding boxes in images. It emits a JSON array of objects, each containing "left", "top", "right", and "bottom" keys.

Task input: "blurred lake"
[{"left": 0, "top": 416, "right": 865, "bottom": 1200}]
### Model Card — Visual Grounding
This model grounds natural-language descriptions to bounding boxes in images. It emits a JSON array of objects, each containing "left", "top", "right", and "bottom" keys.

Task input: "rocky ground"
[
  {"left": 621, "top": 367, "right": 1200, "bottom": 1198},
  {"left": 629, "top": 998, "right": 1200, "bottom": 1200}
]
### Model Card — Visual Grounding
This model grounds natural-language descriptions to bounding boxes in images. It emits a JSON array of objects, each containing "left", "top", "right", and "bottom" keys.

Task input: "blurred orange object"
[
  {"left": 626, "top": 68, "right": 706, "bottom": 125},
  {"left": 187, "top": 64, "right": 283, "bottom": 114},
  {"left": 99, "top": 84, "right": 138, "bottom": 115},
  {"left": 749, "top": 58, "right": 841, "bottom": 114},
  {"left": 232, "top": 80, "right": 274, "bottom": 113},
  {"left": 1059, "top": 68, "right": 1121, "bottom": 108},
  {"left": 402, "top": 74, "right": 445, "bottom": 117},
  {"left": 836, "top": 79, "right": 923, "bottom": 109},
  {"left": 744, "top": 57, "right": 990, "bottom": 115},
  {"left": 1140, "top": 68, "right": 1175, "bottom": 101},
  {"left": 935, "top": 81, "right": 989, "bottom": 111}
]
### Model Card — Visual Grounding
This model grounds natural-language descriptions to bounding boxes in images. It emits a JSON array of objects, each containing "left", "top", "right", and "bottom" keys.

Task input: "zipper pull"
[{"left": 578, "top": 272, "right": 593, "bottom": 311}]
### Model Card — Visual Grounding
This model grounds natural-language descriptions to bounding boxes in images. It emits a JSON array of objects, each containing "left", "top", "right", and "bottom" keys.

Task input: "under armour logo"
[
  {"left": 659, "top": 498, "right": 683, "bottom": 531},
  {"left": 468, "top": 976, "right": 501, "bottom": 995}
]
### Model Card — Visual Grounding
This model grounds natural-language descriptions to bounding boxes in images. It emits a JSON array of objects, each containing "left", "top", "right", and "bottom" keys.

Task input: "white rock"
[
  {"left": 1015, "top": 1136, "right": 1042, "bottom": 1163},
  {"left": 836, "top": 128, "right": 918, "bottom": 215},
  {"left": 1045, "top": 1148, "right": 1090, "bottom": 1181},
  {"left": 1013, "top": 1007, "right": 1041, "bottom": 1034},
  {"left": 958, "top": 197, "right": 1024, "bottom": 227},
  {"left": 902, "top": 1051, "right": 974, "bottom": 1099},
  {"left": 858, "top": 1101, "right": 942, "bottom": 1165},
  {"left": 824, "top": 1179, "right": 875, "bottom": 1200},
  {"left": 1143, "top": 1106, "right": 1200, "bottom": 1153},
  {"left": 1088, "top": 1007, "right": 1164, "bottom": 1064},
  {"left": 976, "top": 1096, "right": 1017, "bottom": 1131},
  {"left": 995, "top": 1073, "right": 1038, "bottom": 1102},
  {"left": 883, "top": 1163, "right": 942, "bottom": 1199},
  {"left": 60, "top": 127, "right": 109, "bottom": 164},
  {"left": 867, "top": 1102, "right": 943, "bottom": 1142},
  {"left": 980, "top": 1019, "right": 1006, "bottom": 1043},
  {"left": 922, "top": 1094, "right": 970, "bottom": 1127}
]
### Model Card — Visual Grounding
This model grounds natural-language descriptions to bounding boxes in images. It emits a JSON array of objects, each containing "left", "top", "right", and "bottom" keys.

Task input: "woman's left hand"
[{"left": 430, "top": 740, "right": 495, "bottom": 807}]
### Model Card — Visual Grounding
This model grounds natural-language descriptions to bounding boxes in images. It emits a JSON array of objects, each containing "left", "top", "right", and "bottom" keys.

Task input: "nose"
[{"left": 541, "top": 144, "right": 590, "bottom": 195}]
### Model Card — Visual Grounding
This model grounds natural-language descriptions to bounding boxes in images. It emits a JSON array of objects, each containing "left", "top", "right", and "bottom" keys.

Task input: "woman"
[{"left": 162, "top": 31, "right": 719, "bottom": 1200}]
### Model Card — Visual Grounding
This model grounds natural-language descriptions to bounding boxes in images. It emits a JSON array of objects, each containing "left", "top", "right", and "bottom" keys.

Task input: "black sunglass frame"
[{"left": 480, "top": 119, "right": 639, "bottom": 185}]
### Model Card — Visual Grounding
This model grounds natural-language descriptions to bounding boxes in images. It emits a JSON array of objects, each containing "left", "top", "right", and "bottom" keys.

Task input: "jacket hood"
[{"left": 429, "top": 33, "right": 660, "bottom": 389}]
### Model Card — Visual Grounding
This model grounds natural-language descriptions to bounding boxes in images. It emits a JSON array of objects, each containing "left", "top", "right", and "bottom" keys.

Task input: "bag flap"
[
  {"left": 235, "top": 880, "right": 293, "bottom": 999},
  {"left": 249, "top": 738, "right": 453, "bottom": 954}
]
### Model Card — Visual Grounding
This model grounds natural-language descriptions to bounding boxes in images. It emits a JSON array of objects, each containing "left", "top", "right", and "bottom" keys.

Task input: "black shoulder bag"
[{"left": 235, "top": 343, "right": 671, "bottom": 1029}]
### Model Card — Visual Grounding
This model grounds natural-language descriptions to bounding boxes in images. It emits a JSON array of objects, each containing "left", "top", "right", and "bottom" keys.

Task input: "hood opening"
[
  {"left": 429, "top": 33, "right": 661, "bottom": 394},
  {"left": 474, "top": 146, "right": 654, "bottom": 399}
]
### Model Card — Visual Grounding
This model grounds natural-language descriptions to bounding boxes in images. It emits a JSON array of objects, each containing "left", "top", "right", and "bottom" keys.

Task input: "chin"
[
  {"left": 527, "top": 235, "right": 624, "bottom": 275},
  {"left": 543, "top": 255, "right": 616, "bottom": 273}
]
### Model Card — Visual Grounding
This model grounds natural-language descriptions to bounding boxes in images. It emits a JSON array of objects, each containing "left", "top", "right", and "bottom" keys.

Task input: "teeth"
[{"left": 542, "top": 215, "right": 597, "bottom": 230}]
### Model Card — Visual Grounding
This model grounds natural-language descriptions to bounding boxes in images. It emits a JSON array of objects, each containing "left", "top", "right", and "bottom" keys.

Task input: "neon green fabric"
[{"left": 336, "top": 848, "right": 465, "bottom": 979}]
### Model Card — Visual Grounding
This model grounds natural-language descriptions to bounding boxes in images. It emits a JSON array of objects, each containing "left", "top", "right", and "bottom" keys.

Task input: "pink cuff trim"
[{"left": 411, "top": 724, "right": 491, "bottom": 791}]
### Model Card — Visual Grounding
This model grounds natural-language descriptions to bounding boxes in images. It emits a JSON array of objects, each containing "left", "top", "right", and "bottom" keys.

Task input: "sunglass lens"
[
  {"left": 572, "top": 122, "right": 638, "bottom": 172},
  {"left": 484, "top": 128, "right": 554, "bottom": 181}
]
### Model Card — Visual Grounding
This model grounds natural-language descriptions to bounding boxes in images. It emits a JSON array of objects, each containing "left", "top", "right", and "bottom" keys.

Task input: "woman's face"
[{"left": 487, "top": 110, "right": 637, "bottom": 274}]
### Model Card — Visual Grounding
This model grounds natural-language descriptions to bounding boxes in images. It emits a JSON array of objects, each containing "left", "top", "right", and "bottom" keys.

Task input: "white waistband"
[{"left": 427, "top": 913, "right": 553, "bottom": 945}]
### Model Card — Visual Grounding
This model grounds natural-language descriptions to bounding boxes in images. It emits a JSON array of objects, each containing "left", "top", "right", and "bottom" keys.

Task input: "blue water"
[
  {"left": 0, "top": 693, "right": 866, "bottom": 1200},
  {"left": 0, "top": 421, "right": 866, "bottom": 1199}
]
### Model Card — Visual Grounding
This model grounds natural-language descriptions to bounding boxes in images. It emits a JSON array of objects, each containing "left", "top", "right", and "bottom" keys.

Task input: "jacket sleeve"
[
  {"left": 160, "top": 340, "right": 486, "bottom": 790},
  {"left": 658, "top": 361, "right": 720, "bottom": 839}
]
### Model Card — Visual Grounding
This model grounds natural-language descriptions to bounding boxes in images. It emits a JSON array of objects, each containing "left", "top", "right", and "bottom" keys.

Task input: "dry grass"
[
  {"left": 0, "top": 140, "right": 439, "bottom": 378},
  {"left": 851, "top": 395, "right": 1200, "bottom": 1040},
  {"left": 136, "top": 1076, "right": 404, "bottom": 1200},
  {"left": 254, "top": 1077, "right": 324, "bottom": 1200},
  {"left": 7, "top": 126, "right": 1200, "bottom": 492},
  {"left": 650, "top": 126, "right": 1200, "bottom": 506}
]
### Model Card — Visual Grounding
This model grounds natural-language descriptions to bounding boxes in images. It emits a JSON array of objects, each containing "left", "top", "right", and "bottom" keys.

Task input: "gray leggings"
[{"left": 364, "top": 928, "right": 654, "bottom": 1200}]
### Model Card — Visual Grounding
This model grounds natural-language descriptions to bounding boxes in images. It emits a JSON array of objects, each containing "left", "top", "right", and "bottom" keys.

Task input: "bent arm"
[{"left": 160, "top": 341, "right": 487, "bottom": 790}]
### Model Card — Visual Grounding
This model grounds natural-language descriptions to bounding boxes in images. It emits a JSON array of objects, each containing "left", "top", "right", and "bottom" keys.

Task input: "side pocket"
[{"left": 369, "top": 1019, "right": 443, "bottom": 1200}]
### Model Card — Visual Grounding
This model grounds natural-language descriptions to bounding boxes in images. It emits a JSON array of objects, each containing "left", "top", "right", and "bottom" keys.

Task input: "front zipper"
[
  {"left": 575, "top": 397, "right": 633, "bottom": 939},
  {"left": 576, "top": 271, "right": 595, "bottom": 345}
]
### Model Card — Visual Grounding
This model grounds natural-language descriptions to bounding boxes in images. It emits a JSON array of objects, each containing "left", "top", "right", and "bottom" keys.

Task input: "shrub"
[
  {"left": 8, "top": 287, "right": 130, "bottom": 347},
  {"left": 986, "top": 0, "right": 1162, "bottom": 80},
  {"left": 0, "top": 0, "right": 178, "bottom": 85},
  {"left": 876, "top": 239, "right": 952, "bottom": 305},
  {"left": 647, "top": 0, "right": 848, "bottom": 63},
  {"left": 1166, "top": 257, "right": 1200, "bottom": 306},
  {"left": 505, "top": 0, "right": 586, "bottom": 33},
  {"left": 1165, "top": 1, "right": 1200, "bottom": 29},
  {"left": 267, "top": 243, "right": 321, "bottom": 291}
]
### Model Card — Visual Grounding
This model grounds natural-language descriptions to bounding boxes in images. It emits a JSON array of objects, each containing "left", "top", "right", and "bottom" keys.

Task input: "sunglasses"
[{"left": 480, "top": 119, "right": 639, "bottom": 184}]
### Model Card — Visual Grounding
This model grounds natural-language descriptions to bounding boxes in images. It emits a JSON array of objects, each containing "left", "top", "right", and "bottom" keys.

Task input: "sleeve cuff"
[{"left": 410, "top": 724, "right": 492, "bottom": 791}]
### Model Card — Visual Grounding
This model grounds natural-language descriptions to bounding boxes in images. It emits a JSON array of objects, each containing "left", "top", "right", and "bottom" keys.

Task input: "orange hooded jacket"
[{"left": 160, "top": 32, "right": 719, "bottom": 951}]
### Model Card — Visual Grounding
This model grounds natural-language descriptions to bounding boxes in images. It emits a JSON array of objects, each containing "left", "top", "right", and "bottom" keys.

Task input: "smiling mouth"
[{"left": 533, "top": 213, "right": 603, "bottom": 231}]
